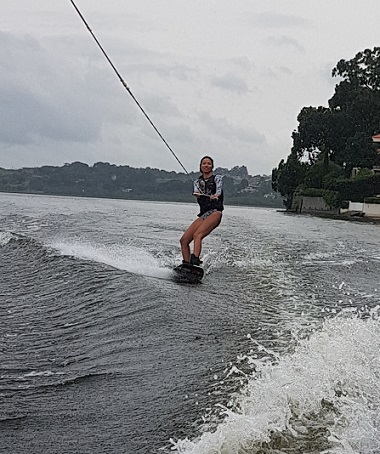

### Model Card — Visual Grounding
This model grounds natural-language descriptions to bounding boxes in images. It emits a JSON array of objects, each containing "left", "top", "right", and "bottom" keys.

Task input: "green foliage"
[
  {"left": 332, "top": 174, "right": 380, "bottom": 202},
  {"left": 322, "top": 162, "right": 345, "bottom": 189},
  {"left": 271, "top": 151, "right": 307, "bottom": 208},
  {"left": 297, "top": 187, "right": 341, "bottom": 208},
  {"left": 291, "top": 47, "right": 380, "bottom": 170},
  {"left": 332, "top": 47, "right": 380, "bottom": 90},
  {"left": 352, "top": 167, "right": 375, "bottom": 179},
  {"left": 214, "top": 165, "right": 248, "bottom": 178},
  {"left": 292, "top": 106, "right": 340, "bottom": 164},
  {"left": 364, "top": 197, "right": 380, "bottom": 204},
  {"left": 341, "top": 132, "right": 379, "bottom": 173},
  {"left": 0, "top": 163, "right": 281, "bottom": 207},
  {"left": 221, "top": 175, "right": 236, "bottom": 194},
  {"left": 273, "top": 46, "right": 380, "bottom": 208},
  {"left": 303, "top": 152, "right": 343, "bottom": 189}
]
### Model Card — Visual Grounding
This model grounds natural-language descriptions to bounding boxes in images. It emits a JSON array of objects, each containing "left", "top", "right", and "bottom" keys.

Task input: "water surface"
[{"left": 1, "top": 193, "right": 379, "bottom": 453}]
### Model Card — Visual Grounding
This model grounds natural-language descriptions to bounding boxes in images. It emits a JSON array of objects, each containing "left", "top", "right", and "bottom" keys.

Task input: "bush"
[
  {"left": 299, "top": 188, "right": 341, "bottom": 208},
  {"left": 364, "top": 196, "right": 380, "bottom": 204},
  {"left": 333, "top": 174, "right": 380, "bottom": 202}
]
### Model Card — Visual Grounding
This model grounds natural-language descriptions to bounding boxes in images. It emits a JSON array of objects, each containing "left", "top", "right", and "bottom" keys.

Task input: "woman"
[{"left": 180, "top": 156, "right": 224, "bottom": 266}]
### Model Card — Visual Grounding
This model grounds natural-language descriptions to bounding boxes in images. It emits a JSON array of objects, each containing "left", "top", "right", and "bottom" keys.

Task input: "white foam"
[
  {"left": 0, "top": 231, "right": 14, "bottom": 246},
  {"left": 304, "top": 251, "right": 335, "bottom": 261},
  {"left": 49, "top": 240, "right": 173, "bottom": 280},
  {"left": 23, "top": 370, "right": 64, "bottom": 378},
  {"left": 171, "top": 308, "right": 380, "bottom": 453},
  {"left": 302, "top": 251, "right": 362, "bottom": 267}
]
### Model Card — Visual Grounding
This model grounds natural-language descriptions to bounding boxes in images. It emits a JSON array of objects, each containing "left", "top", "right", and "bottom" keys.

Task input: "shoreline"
[
  {"left": 278, "top": 209, "right": 380, "bottom": 224},
  {"left": 0, "top": 190, "right": 282, "bottom": 209}
]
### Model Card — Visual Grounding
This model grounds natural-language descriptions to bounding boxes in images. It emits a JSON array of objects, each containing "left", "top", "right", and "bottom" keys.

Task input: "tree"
[
  {"left": 293, "top": 48, "right": 380, "bottom": 170},
  {"left": 272, "top": 151, "right": 307, "bottom": 208},
  {"left": 332, "top": 47, "right": 380, "bottom": 91},
  {"left": 342, "top": 132, "right": 379, "bottom": 170},
  {"left": 304, "top": 152, "right": 343, "bottom": 190},
  {"left": 292, "top": 107, "right": 334, "bottom": 164},
  {"left": 329, "top": 47, "right": 380, "bottom": 172},
  {"left": 273, "top": 47, "right": 380, "bottom": 205}
]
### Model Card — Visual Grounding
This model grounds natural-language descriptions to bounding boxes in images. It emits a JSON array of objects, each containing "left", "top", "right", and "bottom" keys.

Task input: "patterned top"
[{"left": 193, "top": 174, "right": 223, "bottom": 196}]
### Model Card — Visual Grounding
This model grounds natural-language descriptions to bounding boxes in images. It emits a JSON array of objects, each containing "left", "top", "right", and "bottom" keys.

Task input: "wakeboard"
[{"left": 173, "top": 263, "right": 204, "bottom": 284}]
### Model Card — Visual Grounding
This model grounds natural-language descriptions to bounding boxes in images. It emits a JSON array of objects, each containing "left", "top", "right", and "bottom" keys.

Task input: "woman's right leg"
[
  {"left": 192, "top": 211, "right": 222, "bottom": 257},
  {"left": 180, "top": 217, "right": 203, "bottom": 262}
]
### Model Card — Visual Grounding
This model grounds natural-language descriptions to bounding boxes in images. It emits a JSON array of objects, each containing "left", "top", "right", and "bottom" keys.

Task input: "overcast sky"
[{"left": 1, "top": 1, "right": 378, "bottom": 175}]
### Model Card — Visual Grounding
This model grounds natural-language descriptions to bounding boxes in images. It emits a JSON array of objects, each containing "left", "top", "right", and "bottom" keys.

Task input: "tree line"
[
  {"left": 0, "top": 162, "right": 282, "bottom": 207},
  {"left": 272, "top": 47, "right": 380, "bottom": 209}
]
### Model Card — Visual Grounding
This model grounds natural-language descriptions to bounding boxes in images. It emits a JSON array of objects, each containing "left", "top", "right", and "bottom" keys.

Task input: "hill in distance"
[{"left": 0, "top": 161, "right": 283, "bottom": 208}]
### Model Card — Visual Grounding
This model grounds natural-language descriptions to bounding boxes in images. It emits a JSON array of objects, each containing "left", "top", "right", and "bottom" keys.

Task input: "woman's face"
[{"left": 200, "top": 158, "right": 213, "bottom": 174}]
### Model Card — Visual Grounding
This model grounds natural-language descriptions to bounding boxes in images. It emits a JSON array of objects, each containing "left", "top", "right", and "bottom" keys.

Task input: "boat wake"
[{"left": 49, "top": 239, "right": 174, "bottom": 280}]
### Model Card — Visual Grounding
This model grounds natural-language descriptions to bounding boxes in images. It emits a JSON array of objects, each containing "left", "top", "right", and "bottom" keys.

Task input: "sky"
[{"left": 0, "top": 1, "right": 379, "bottom": 176}]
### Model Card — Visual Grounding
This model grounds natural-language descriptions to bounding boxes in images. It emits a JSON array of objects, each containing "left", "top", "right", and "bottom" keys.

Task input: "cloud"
[
  {"left": 228, "top": 56, "right": 254, "bottom": 71},
  {"left": 260, "top": 65, "right": 294, "bottom": 80},
  {"left": 124, "top": 62, "right": 197, "bottom": 82},
  {"left": 136, "top": 93, "right": 182, "bottom": 119},
  {"left": 0, "top": 86, "right": 100, "bottom": 145},
  {"left": 165, "top": 123, "right": 194, "bottom": 144},
  {"left": 210, "top": 73, "right": 250, "bottom": 94},
  {"left": 2, "top": 0, "right": 379, "bottom": 176},
  {"left": 0, "top": 31, "right": 150, "bottom": 150},
  {"left": 198, "top": 112, "right": 266, "bottom": 145},
  {"left": 246, "top": 12, "right": 309, "bottom": 29},
  {"left": 265, "top": 35, "right": 305, "bottom": 53},
  {"left": 279, "top": 66, "right": 293, "bottom": 76}
]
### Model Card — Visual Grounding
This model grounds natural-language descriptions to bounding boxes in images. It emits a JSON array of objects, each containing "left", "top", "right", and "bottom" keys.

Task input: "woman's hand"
[{"left": 210, "top": 194, "right": 219, "bottom": 200}]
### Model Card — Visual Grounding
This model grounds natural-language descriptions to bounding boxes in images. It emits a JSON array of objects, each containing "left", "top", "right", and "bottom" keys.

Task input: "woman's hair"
[{"left": 199, "top": 156, "right": 214, "bottom": 171}]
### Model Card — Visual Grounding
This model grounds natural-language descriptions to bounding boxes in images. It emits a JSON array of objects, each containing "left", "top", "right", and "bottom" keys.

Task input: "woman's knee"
[
  {"left": 180, "top": 234, "right": 190, "bottom": 246},
  {"left": 193, "top": 230, "right": 206, "bottom": 242}
]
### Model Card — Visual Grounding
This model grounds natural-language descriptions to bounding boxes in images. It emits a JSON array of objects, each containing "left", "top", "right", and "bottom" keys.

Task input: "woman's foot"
[{"left": 190, "top": 254, "right": 203, "bottom": 266}]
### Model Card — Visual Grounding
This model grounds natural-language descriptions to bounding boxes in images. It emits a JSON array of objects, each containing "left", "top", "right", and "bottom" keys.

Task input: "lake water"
[{"left": 1, "top": 193, "right": 380, "bottom": 453}]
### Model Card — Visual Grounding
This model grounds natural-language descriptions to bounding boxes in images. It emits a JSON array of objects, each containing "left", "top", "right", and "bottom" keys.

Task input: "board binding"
[{"left": 173, "top": 263, "right": 204, "bottom": 283}]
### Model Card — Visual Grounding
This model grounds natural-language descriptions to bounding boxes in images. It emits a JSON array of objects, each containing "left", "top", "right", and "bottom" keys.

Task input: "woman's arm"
[
  {"left": 210, "top": 174, "right": 223, "bottom": 200},
  {"left": 214, "top": 174, "right": 223, "bottom": 196},
  {"left": 193, "top": 179, "right": 201, "bottom": 196}
]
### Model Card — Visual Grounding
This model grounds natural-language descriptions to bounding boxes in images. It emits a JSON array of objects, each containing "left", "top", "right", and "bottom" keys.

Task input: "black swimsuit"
[{"left": 194, "top": 174, "right": 224, "bottom": 217}]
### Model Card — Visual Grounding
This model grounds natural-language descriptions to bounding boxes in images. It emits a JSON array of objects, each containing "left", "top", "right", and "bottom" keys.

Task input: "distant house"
[
  {"left": 351, "top": 166, "right": 380, "bottom": 177},
  {"left": 372, "top": 134, "right": 380, "bottom": 144},
  {"left": 372, "top": 134, "right": 380, "bottom": 174},
  {"left": 352, "top": 135, "right": 380, "bottom": 176}
]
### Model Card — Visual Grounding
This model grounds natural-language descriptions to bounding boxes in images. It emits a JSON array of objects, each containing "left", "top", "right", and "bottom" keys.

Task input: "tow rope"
[{"left": 69, "top": 0, "right": 194, "bottom": 182}]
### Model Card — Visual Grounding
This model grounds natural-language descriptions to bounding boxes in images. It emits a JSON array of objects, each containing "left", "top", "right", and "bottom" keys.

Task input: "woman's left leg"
[{"left": 193, "top": 212, "right": 222, "bottom": 257}]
